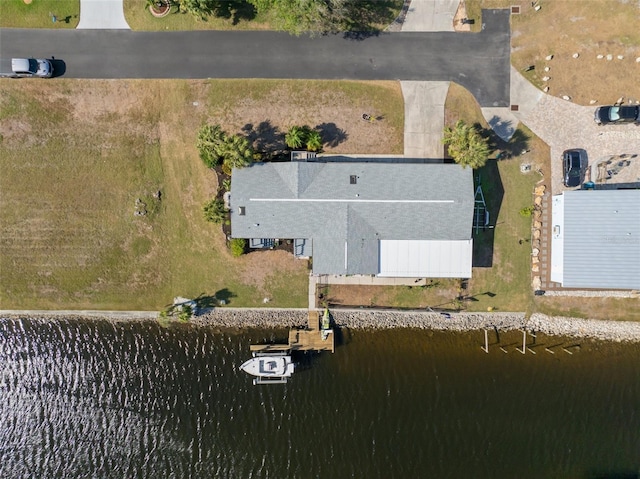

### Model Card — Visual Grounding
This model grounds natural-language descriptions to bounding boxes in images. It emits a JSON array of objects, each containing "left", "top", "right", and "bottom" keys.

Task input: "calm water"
[{"left": 0, "top": 318, "right": 638, "bottom": 479}]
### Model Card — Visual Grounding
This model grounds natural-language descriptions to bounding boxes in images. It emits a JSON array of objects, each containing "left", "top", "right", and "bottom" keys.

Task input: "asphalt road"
[{"left": 0, "top": 10, "right": 510, "bottom": 107}]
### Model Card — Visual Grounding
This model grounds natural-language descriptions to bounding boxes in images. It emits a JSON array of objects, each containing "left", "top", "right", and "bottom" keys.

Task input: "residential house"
[
  {"left": 550, "top": 189, "right": 640, "bottom": 289},
  {"left": 230, "top": 161, "right": 474, "bottom": 278}
]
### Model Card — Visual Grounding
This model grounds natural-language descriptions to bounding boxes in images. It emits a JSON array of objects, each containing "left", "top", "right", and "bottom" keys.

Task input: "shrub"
[
  {"left": 519, "top": 205, "right": 535, "bottom": 217},
  {"left": 285, "top": 125, "right": 306, "bottom": 149},
  {"left": 178, "top": 304, "right": 192, "bottom": 322},
  {"left": 203, "top": 198, "right": 227, "bottom": 224},
  {"left": 306, "top": 130, "right": 323, "bottom": 152},
  {"left": 230, "top": 238, "right": 247, "bottom": 257}
]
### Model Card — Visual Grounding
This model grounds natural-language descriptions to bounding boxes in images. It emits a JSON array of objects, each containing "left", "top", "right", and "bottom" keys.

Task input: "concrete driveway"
[
  {"left": 77, "top": 0, "right": 130, "bottom": 29},
  {"left": 401, "top": 81, "right": 450, "bottom": 158},
  {"left": 401, "top": 0, "right": 459, "bottom": 32}
]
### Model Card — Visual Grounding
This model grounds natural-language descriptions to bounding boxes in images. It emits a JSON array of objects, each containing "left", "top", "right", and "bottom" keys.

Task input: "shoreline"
[{"left": 2, "top": 308, "right": 640, "bottom": 343}]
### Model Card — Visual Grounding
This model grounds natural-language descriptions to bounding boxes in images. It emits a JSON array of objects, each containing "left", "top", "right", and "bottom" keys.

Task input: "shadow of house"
[{"left": 472, "top": 160, "right": 504, "bottom": 268}]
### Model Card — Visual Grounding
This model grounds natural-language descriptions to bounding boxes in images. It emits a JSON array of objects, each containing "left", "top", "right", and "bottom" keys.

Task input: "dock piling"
[{"left": 481, "top": 329, "right": 489, "bottom": 353}]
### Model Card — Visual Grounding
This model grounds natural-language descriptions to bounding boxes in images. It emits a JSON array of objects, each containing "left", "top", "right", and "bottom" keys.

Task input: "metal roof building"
[
  {"left": 550, "top": 190, "right": 640, "bottom": 289},
  {"left": 230, "top": 161, "right": 474, "bottom": 277}
]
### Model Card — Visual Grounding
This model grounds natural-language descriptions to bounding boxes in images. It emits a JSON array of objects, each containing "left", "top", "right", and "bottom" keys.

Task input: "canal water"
[{"left": 0, "top": 318, "right": 638, "bottom": 479}]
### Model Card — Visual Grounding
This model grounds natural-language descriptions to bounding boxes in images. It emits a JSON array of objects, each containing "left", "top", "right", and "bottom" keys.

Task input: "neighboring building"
[
  {"left": 230, "top": 161, "right": 474, "bottom": 278},
  {"left": 550, "top": 189, "right": 640, "bottom": 289}
]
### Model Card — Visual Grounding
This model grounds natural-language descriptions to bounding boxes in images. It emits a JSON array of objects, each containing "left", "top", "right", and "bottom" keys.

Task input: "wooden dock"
[{"left": 249, "top": 310, "right": 334, "bottom": 354}]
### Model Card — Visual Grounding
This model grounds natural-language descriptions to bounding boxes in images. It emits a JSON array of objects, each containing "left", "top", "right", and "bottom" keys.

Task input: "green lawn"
[
  {"left": 123, "top": 0, "right": 270, "bottom": 31},
  {"left": 0, "top": 79, "right": 403, "bottom": 311},
  {"left": 465, "top": 155, "right": 539, "bottom": 312},
  {"left": 0, "top": 0, "right": 79, "bottom": 28}
]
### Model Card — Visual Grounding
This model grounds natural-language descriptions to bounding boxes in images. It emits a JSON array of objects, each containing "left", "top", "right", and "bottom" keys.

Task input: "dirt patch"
[
  {"left": 205, "top": 81, "right": 403, "bottom": 155},
  {"left": 509, "top": 0, "right": 640, "bottom": 105},
  {"left": 237, "top": 249, "right": 307, "bottom": 293}
]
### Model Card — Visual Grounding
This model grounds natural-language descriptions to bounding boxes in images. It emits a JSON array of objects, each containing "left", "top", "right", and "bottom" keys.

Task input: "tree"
[
  {"left": 197, "top": 124, "right": 227, "bottom": 168},
  {"left": 203, "top": 198, "right": 227, "bottom": 224},
  {"left": 305, "top": 130, "right": 323, "bottom": 152},
  {"left": 175, "top": 0, "right": 219, "bottom": 19},
  {"left": 248, "top": 0, "right": 334, "bottom": 35},
  {"left": 285, "top": 125, "right": 306, "bottom": 149},
  {"left": 442, "top": 120, "right": 491, "bottom": 169},
  {"left": 222, "top": 135, "right": 254, "bottom": 170}
]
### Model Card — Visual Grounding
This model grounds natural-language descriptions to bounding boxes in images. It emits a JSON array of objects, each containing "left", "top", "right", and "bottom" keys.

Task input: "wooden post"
[
  {"left": 481, "top": 329, "right": 489, "bottom": 353},
  {"left": 519, "top": 330, "right": 526, "bottom": 354}
]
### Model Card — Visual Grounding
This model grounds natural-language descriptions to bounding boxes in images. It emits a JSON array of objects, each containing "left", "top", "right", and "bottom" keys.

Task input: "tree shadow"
[
  {"left": 214, "top": 288, "right": 236, "bottom": 305},
  {"left": 472, "top": 160, "right": 504, "bottom": 268},
  {"left": 315, "top": 122, "right": 348, "bottom": 148},
  {"left": 212, "top": 0, "right": 256, "bottom": 24},
  {"left": 242, "top": 121, "right": 285, "bottom": 158},
  {"left": 586, "top": 472, "right": 639, "bottom": 479},
  {"left": 474, "top": 122, "right": 531, "bottom": 160},
  {"left": 341, "top": 30, "right": 382, "bottom": 41},
  {"left": 340, "top": 0, "right": 401, "bottom": 39},
  {"left": 192, "top": 293, "right": 218, "bottom": 314}
]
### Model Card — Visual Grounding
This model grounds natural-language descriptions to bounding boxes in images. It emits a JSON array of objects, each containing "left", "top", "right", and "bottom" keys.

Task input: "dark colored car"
[
  {"left": 594, "top": 105, "right": 640, "bottom": 125},
  {"left": 563, "top": 149, "right": 586, "bottom": 187}
]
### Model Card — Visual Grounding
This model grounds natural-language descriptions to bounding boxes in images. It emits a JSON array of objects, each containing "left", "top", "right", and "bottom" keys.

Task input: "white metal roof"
[
  {"left": 551, "top": 190, "right": 640, "bottom": 289},
  {"left": 378, "top": 239, "right": 473, "bottom": 278}
]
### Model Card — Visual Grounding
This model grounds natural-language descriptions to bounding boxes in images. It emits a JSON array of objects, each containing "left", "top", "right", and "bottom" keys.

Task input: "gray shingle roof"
[
  {"left": 230, "top": 161, "right": 474, "bottom": 275},
  {"left": 562, "top": 190, "right": 640, "bottom": 289}
]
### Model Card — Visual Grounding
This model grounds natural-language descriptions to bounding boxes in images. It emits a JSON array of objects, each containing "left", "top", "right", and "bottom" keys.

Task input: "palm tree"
[
  {"left": 442, "top": 120, "right": 491, "bottom": 169},
  {"left": 203, "top": 198, "right": 227, "bottom": 224},
  {"left": 305, "top": 130, "right": 323, "bottom": 152},
  {"left": 197, "top": 124, "right": 227, "bottom": 168},
  {"left": 285, "top": 126, "right": 306, "bottom": 149},
  {"left": 222, "top": 135, "right": 254, "bottom": 170}
]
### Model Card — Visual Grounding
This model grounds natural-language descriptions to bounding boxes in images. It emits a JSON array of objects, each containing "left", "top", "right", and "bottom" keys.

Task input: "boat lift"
[{"left": 473, "top": 176, "right": 491, "bottom": 234}]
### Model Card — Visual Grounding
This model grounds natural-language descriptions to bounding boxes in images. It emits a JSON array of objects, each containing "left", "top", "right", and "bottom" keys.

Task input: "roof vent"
[
  {"left": 239, "top": 206, "right": 245, "bottom": 216},
  {"left": 350, "top": 175, "right": 357, "bottom": 185}
]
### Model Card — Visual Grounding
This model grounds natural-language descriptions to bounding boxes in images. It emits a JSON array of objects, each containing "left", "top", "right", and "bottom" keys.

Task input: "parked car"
[
  {"left": 563, "top": 149, "right": 586, "bottom": 187},
  {"left": 594, "top": 105, "right": 640, "bottom": 125},
  {"left": 0, "top": 58, "right": 53, "bottom": 78}
]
